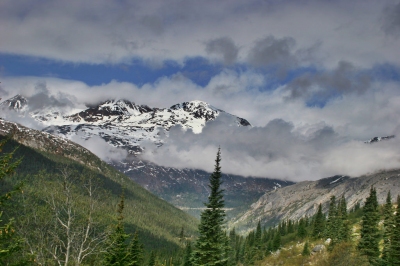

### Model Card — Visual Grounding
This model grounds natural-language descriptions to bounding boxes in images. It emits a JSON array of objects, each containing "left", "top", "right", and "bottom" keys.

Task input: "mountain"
[
  {"left": 364, "top": 135, "right": 395, "bottom": 143},
  {"left": 0, "top": 118, "right": 199, "bottom": 254},
  {"left": 112, "top": 158, "right": 292, "bottom": 219},
  {"left": 231, "top": 170, "right": 400, "bottom": 232},
  {"left": 1, "top": 95, "right": 287, "bottom": 219},
  {"left": 41, "top": 99, "right": 251, "bottom": 153},
  {"left": 0, "top": 94, "right": 28, "bottom": 111}
]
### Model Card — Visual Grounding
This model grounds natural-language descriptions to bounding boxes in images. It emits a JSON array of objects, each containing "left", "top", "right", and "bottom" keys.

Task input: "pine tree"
[
  {"left": 337, "top": 196, "right": 350, "bottom": 243},
  {"left": 192, "top": 148, "right": 228, "bottom": 266},
  {"left": 272, "top": 230, "right": 281, "bottom": 251},
  {"left": 103, "top": 193, "right": 130, "bottom": 265},
  {"left": 127, "top": 232, "right": 143, "bottom": 266},
  {"left": 325, "top": 196, "right": 338, "bottom": 240},
  {"left": 297, "top": 218, "right": 307, "bottom": 239},
  {"left": 148, "top": 251, "right": 156, "bottom": 266},
  {"left": 358, "top": 186, "right": 380, "bottom": 264},
  {"left": 302, "top": 241, "right": 310, "bottom": 256},
  {"left": 382, "top": 191, "right": 394, "bottom": 264},
  {"left": 183, "top": 242, "right": 193, "bottom": 266},
  {"left": 389, "top": 195, "right": 400, "bottom": 265},
  {"left": 312, "top": 204, "right": 325, "bottom": 239}
]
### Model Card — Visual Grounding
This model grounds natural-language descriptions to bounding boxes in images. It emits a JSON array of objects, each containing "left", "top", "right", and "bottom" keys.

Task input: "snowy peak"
[
  {"left": 66, "top": 99, "right": 153, "bottom": 123},
  {"left": 170, "top": 100, "right": 219, "bottom": 121},
  {"left": 364, "top": 135, "right": 395, "bottom": 144},
  {"left": 1, "top": 95, "right": 252, "bottom": 155},
  {"left": 0, "top": 94, "right": 28, "bottom": 111}
]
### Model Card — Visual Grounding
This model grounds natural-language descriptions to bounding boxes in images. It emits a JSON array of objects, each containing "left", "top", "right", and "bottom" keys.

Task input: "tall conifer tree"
[
  {"left": 382, "top": 191, "right": 394, "bottom": 264},
  {"left": 358, "top": 186, "right": 380, "bottom": 264},
  {"left": 312, "top": 204, "right": 325, "bottom": 239},
  {"left": 103, "top": 193, "right": 130, "bottom": 265},
  {"left": 192, "top": 148, "right": 228, "bottom": 266}
]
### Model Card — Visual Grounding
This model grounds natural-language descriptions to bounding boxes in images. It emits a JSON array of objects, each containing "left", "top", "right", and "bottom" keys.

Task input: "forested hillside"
[{"left": 0, "top": 136, "right": 198, "bottom": 265}]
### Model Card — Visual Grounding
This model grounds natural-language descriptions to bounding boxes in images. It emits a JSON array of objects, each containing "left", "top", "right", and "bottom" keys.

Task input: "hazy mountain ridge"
[
  {"left": 112, "top": 158, "right": 292, "bottom": 219},
  {"left": 231, "top": 170, "right": 400, "bottom": 231}
]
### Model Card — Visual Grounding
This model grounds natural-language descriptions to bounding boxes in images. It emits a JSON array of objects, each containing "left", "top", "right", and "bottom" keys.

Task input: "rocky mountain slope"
[
  {"left": 1, "top": 95, "right": 285, "bottom": 219},
  {"left": 231, "top": 170, "right": 400, "bottom": 231}
]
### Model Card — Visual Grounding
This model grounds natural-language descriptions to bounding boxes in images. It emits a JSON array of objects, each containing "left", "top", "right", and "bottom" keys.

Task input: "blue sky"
[{"left": 1, "top": 0, "right": 400, "bottom": 179}]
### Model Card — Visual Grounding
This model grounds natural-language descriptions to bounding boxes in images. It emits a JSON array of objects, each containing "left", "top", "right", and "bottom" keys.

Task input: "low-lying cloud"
[
  {"left": 71, "top": 134, "right": 128, "bottom": 162},
  {"left": 142, "top": 115, "right": 400, "bottom": 181}
]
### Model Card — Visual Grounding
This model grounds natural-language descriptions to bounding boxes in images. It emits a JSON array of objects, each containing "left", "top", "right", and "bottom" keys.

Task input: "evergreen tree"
[
  {"left": 389, "top": 195, "right": 400, "bottom": 265},
  {"left": 182, "top": 242, "right": 193, "bottom": 266},
  {"left": 148, "top": 251, "right": 156, "bottom": 266},
  {"left": 312, "top": 204, "right": 325, "bottom": 239},
  {"left": 255, "top": 221, "right": 262, "bottom": 248},
  {"left": 325, "top": 196, "right": 338, "bottom": 240},
  {"left": 287, "top": 219, "right": 294, "bottom": 234},
  {"left": 192, "top": 148, "right": 228, "bottom": 265},
  {"left": 127, "top": 232, "right": 143, "bottom": 266},
  {"left": 297, "top": 218, "right": 307, "bottom": 239},
  {"left": 382, "top": 191, "right": 394, "bottom": 264},
  {"left": 179, "top": 226, "right": 185, "bottom": 243},
  {"left": 358, "top": 186, "right": 380, "bottom": 264},
  {"left": 337, "top": 196, "right": 350, "bottom": 243},
  {"left": 103, "top": 193, "right": 130, "bottom": 265},
  {"left": 272, "top": 230, "right": 281, "bottom": 251},
  {"left": 302, "top": 241, "right": 310, "bottom": 256}
]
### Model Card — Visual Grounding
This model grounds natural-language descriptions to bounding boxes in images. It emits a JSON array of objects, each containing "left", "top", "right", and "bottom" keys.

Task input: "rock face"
[{"left": 231, "top": 172, "right": 400, "bottom": 231}]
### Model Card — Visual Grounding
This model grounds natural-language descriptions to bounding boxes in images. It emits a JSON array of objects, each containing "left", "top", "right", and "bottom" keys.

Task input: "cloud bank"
[{"left": 142, "top": 116, "right": 400, "bottom": 181}]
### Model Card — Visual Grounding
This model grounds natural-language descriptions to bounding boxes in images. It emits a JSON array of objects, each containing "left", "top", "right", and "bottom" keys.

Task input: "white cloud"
[
  {"left": 71, "top": 134, "right": 128, "bottom": 162},
  {"left": 1, "top": 72, "right": 400, "bottom": 181}
]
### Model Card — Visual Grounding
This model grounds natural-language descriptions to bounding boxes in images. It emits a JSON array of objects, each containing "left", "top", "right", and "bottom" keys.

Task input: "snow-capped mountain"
[
  {"left": 0, "top": 94, "right": 28, "bottom": 111},
  {"left": 1, "top": 95, "right": 251, "bottom": 154},
  {"left": 364, "top": 135, "right": 395, "bottom": 144}
]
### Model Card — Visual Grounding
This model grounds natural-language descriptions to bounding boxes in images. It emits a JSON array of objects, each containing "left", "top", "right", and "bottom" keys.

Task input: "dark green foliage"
[
  {"left": 312, "top": 204, "right": 325, "bottom": 239},
  {"left": 0, "top": 138, "right": 33, "bottom": 265},
  {"left": 103, "top": 194, "right": 130, "bottom": 265},
  {"left": 272, "top": 230, "right": 281, "bottom": 251},
  {"left": 382, "top": 191, "right": 394, "bottom": 264},
  {"left": 325, "top": 196, "right": 338, "bottom": 240},
  {"left": 358, "top": 186, "right": 380, "bottom": 264},
  {"left": 148, "top": 251, "right": 156, "bottom": 266},
  {"left": 390, "top": 195, "right": 400, "bottom": 265},
  {"left": 192, "top": 148, "right": 228, "bottom": 265},
  {"left": 337, "top": 196, "right": 350, "bottom": 243},
  {"left": 297, "top": 218, "right": 307, "bottom": 239},
  {"left": 302, "top": 241, "right": 310, "bottom": 256},
  {"left": 182, "top": 242, "right": 193, "bottom": 266},
  {"left": 127, "top": 232, "right": 144, "bottom": 266}
]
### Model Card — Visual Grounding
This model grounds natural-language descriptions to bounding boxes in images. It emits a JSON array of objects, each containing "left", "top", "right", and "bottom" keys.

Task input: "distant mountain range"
[
  {"left": 1, "top": 94, "right": 250, "bottom": 154},
  {"left": 0, "top": 94, "right": 283, "bottom": 219}
]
